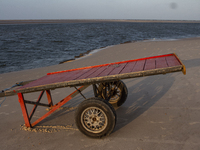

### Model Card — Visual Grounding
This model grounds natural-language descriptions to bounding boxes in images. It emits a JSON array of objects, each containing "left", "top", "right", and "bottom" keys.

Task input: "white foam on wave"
[{"left": 143, "top": 38, "right": 179, "bottom": 42}]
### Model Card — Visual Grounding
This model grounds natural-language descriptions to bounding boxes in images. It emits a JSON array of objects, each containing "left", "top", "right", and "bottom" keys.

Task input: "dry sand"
[{"left": 0, "top": 37, "right": 200, "bottom": 149}]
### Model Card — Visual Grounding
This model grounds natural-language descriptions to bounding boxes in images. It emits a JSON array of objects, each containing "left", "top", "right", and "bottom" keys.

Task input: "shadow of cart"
[{"left": 114, "top": 74, "right": 175, "bottom": 131}]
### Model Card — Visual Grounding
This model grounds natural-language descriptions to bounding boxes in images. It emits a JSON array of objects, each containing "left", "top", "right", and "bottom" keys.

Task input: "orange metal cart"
[{"left": 0, "top": 53, "right": 186, "bottom": 138}]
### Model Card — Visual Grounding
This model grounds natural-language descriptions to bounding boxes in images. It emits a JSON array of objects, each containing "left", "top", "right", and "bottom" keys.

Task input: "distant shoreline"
[{"left": 0, "top": 19, "right": 200, "bottom": 25}]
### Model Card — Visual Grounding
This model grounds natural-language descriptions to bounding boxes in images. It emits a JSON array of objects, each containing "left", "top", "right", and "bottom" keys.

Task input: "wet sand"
[{"left": 0, "top": 37, "right": 200, "bottom": 149}]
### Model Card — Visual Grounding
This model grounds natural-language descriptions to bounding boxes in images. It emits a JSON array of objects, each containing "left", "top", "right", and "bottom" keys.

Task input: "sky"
[{"left": 0, "top": 0, "right": 200, "bottom": 20}]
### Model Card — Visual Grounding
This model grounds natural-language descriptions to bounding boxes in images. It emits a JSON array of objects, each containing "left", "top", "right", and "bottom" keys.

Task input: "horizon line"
[{"left": 0, "top": 19, "right": 200, "bottom": 25}]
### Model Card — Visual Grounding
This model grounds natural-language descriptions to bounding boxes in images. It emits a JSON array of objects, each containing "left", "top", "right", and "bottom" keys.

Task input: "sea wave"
[{"left": 0, "top": 22, "right": 200, "bottom": 74}]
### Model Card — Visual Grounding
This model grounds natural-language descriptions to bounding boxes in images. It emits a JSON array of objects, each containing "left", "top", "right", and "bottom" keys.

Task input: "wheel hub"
[{"left": 81, "top": 107, "right": 108, "bottom": 133}]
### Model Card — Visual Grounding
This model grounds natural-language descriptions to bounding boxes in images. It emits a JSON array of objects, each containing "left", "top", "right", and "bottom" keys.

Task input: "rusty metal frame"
[
  {"left": 17, "top": 85, "right": 89, "bottom": 128},
  {"left": 0, "top": 53, "right": 186, "bottom": 129}
]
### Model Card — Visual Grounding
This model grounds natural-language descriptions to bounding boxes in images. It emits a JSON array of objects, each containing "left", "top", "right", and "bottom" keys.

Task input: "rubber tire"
[
  {"left": 98, "top": 80, "right": 128, "bottom": 107},
  {"left": 75, "top": 97, "right": 116, "bottom": 138}
]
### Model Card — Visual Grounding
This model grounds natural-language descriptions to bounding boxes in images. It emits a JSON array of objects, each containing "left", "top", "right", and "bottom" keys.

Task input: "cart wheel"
[
  {"left": 96, "top": 80, "right": 128, "bottom": 107},
  {"left": 75, "top": 97, "right": 116, "bottom": 138}
]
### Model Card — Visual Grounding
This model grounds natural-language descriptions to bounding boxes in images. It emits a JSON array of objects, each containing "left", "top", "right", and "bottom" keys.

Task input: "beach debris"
[{"left": 20, "top": 124, "right": 78, "bottom": 133}]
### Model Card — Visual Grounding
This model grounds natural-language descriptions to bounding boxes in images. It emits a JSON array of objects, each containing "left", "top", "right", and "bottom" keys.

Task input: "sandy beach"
[{"left": 0, "top": 37, "right": 200, "bottom": 149}]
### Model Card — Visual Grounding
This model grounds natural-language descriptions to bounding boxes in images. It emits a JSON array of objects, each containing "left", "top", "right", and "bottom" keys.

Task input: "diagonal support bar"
[
  {"left": 74, "top": 86, "right": 86, "bottom": 99},
  {"left": 29, "top": 91, "right": 45, "bottom": 120},
  {"left": 31, "top": 85, "right": 89, "bottom": 127}
]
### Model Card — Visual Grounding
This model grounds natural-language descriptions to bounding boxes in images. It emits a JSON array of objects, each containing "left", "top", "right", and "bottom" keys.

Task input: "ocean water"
[{"left": 0, "top": 22, "right": 200, "bottom": 74}]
